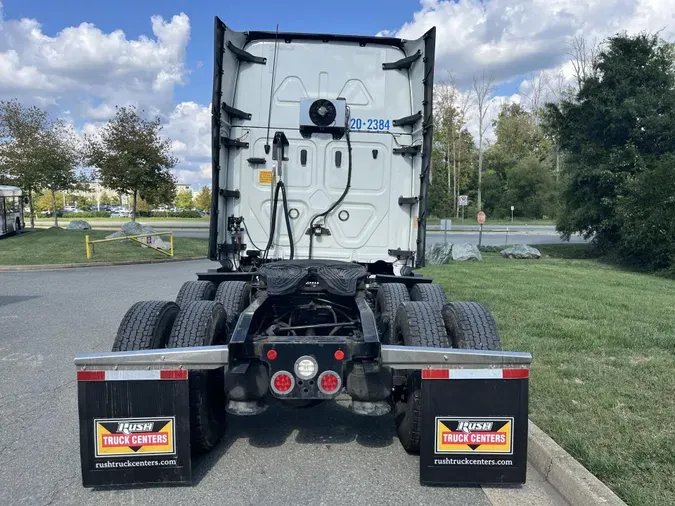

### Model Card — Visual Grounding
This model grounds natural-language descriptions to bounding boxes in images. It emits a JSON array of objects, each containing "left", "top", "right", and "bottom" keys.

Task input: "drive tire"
[
  {"left": 175, "top": 280, "right": 217, "bottom": 307},
  {"left": 167, "top": 301, "right": 228, "bottom": 453},
  {"left": 409, "top": 283, "right": 447, "bottom": 309},
  {"left": 375, "top": 283, "right": 410, "bottom": 344},
  {"left": 393, "top": 301, "right": 449, "bottom": 454},
  {"left": 442, "top": 302, "right": 502, "bottom": 350},
  {"left": 112, "top": 300, "right": 179, "bottom": 351},
  {"left": 214, "top": 281, "right": 251, "bottom": 338}
]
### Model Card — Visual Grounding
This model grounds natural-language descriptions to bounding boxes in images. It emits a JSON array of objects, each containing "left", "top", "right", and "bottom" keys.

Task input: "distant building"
[
  {"left": 176, "top": 184, "right": 193, "bottom": 196},
  {"left": 68, "top": 182, "right": 129, "bottom": 206}
]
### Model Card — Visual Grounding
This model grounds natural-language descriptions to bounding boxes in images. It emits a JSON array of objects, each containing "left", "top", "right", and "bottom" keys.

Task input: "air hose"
[
  {"left": 264, "top": 180, "right": 294, "bottom": 260},
  {"left": 308, "top": 130, "right": 353, "bottom": 259}
]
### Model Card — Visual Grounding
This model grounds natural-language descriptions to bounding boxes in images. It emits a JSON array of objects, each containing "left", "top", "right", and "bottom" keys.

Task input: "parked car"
[{"left": 110, "top": 207, "right": 131, "bottom": 218}]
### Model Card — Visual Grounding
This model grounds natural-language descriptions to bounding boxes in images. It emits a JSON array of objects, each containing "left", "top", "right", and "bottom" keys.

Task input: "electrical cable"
[
  {"left": 280, "top": 181, "right": 294, "bottom": 260},
  {"left": 308, "top": 129, "right": 353, "bottom": 259},
  {"left": 264, "top": 25, "right": 280, "bottom": 155},
  {"left": 242, "top": 220, "right": 265, "bottom": 252}
]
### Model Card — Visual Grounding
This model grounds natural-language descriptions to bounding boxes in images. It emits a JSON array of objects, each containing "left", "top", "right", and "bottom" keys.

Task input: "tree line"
[
  {"left": 429, "top": 31, "right": 675, "bottom": 272},
  {"left": 0, "top": 103, "right": 180, "bottom": 225}
]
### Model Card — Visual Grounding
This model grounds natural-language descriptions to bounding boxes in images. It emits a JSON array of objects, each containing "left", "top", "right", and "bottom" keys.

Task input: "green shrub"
[
  {"left": 150, "top": 211, "right": 202, "bottom": 218},
  {"left": 62, "top": 212, "right": 111, "bottom": 218}
]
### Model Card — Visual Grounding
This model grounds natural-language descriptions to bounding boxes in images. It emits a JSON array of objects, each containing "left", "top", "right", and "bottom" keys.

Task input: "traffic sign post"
[
  {"left": 477, "top": 212, "right": 486, "bottom": 248},
  {"left": 459, "top": 195, "right": 468, "bottom": 224},
  {"left": 441, "top": 219, "right": 452, "bottom": 244},
  {"left": 510, "top": 205, "right": 514, "bottom": 223}
]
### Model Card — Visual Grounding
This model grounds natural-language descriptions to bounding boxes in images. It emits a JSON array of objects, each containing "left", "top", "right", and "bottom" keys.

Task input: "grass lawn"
[
  {"left": 421, "top": 244, "right": 675, "bottom": 506},
  {"left": 427, "top": 217, "right": 555, "bottom": 226},
  {"left": 0, "top": 228, "right": 207, "bottom": 265}
]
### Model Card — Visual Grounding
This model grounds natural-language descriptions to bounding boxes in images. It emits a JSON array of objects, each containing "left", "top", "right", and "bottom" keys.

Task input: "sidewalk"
[{"left": 482, "top": 462, "right": 568, "bottom": 506}]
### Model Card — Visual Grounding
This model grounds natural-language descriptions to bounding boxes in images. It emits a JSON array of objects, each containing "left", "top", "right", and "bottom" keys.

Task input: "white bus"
[{"left": 0, "top": 185, "right": 25, "bottom": 237}]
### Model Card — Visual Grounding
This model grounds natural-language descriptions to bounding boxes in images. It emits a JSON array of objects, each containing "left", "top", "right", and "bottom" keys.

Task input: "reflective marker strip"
[
  {"left": 160, "top": 369, "right": 188, "bottom": 380},
  {"left": 421, "top": 368, "right": 529, "bottom": 380},
  {"left": 77, "top": 370, "right": 188, "bottom": 381}
]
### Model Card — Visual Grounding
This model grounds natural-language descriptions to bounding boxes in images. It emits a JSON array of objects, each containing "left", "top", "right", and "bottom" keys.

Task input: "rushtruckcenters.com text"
[
  {"left": 434, "top": 457, "right": 513, "bottom": 466},
  {"left": 94, "top": 459, "right": 177, "bottom": 469}
]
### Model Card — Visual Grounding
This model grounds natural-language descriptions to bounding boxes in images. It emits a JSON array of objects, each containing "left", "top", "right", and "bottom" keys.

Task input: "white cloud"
[
  {"left": 160, "top": 101, "right": 212, "bottom": 185},
  {"left": 0, "top": 2, "right": 211, "bottom": 186},
  {"left": 0, "top": 3, "right": 190, "bottom": 119},
  {"left": 387, "top": 0, "right": 675, "bottom": 143},
  {"left": 162, "top": 101, "right": 211, "bottom": 164},
  {"left": 385, "top": 0, "right": 675, "bottom": 89}
]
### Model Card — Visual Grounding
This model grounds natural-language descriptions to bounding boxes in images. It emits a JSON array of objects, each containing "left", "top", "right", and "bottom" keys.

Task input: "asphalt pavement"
[{"left": 0, "top": 261, "right": 566, "bottom": 506}]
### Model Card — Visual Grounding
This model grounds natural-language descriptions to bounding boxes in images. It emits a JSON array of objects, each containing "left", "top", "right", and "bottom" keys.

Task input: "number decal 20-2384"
[{"left": 349, "top": 118, "right": 391, "bottom": 131}]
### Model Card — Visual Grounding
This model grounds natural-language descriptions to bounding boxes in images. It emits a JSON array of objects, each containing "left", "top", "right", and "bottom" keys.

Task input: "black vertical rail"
[
  {"left": 415, "top": 27, "right": 436, "bottom": 268},
  {"left": 209, "top": 17, "right": 225, "bottom": 261}
]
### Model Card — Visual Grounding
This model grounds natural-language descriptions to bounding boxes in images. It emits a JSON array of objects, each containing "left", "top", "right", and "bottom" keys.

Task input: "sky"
[{"left": 1, "top": 0, "right": 674, "bottom": 188}]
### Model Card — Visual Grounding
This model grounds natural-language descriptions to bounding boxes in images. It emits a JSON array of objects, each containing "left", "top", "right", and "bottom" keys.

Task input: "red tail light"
[
  {"left": 318, "top": 371, "right": 342, "bottom": 394},
  {"left": 271, "top": 371, "right": 294, "bottom": 395}
]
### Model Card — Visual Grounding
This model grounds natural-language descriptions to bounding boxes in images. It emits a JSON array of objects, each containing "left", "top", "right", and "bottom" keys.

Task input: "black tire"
[
  {"left": 375, "top": 283, "right": 410, "bottom": 344},
  {"left": 214, "top": 281, "right": 251, "bottom": 337},
  {"left": 393, "top": 302, "right": 449, "bottom": 454},
  {"left": 112, "top": 301, "right": 179, "bottom": 352},
  {"left": 175, "top": 280, "right": 217, "bottom": 307},
  {"left": 167, "top": 301, "right": 228, "bottom": 453},
  {"left": 409, "top": 283, "right": 447, "bottom": 309},
  {"left": 442, "top": 302, "right": 502, "bottom": 350}
]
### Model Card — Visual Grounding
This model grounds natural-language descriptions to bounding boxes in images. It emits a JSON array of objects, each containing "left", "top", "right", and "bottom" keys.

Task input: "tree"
[
  {"left": 544, "top": 33, "right": 675, "bottom": 268},
  {"left": 175, "top": 190, "right": 193, "bottom": 210},
  {"left": 194, "top": 186, "right": 212, "bottom": 212},
  {"left": 84, "top": 106, "right": 177, "bottom": 221},
  {"left": 432, "top": 75, "right": 474, "bottom": 218},
  {"left": 472, "top": 71, "right": 495, "bottom": 211},
  {"left": 0, "top": 99, "right": 49, "bottom": 227},
  {"left": 502, "top": 157, "right": 558, "bottom": 219},
  {"left": 99, "top": 191, "right": 116, "bottom": 206},
  {"left": 481, "top": 103, "right": 556, "bottom": 218},
  {"left": 566, "top": 35, "right": 600, "bottom": 91},
  {"left": 142, "top": 176, "right": 176, "bottom": 208},
  {"left": 37, "top": 120, "right": 84, "bottom": 226}
]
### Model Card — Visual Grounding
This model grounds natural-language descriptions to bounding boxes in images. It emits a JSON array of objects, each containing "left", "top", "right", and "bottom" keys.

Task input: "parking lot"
[{"left": 0, "top": 260, "right": 564, "bottom": 505}]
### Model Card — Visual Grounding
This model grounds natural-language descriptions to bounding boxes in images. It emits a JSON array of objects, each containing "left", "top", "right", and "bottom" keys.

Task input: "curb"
[
  {"left": 0, "top": 257, "right": 208, "bottom": 272},
  {"left": 528, "top": 421, "right": 626, "bottom": 505}
]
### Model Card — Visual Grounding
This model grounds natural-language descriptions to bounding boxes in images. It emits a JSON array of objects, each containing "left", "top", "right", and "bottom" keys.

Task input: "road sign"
[
  {"left": 477, "top": 211, "right": 486, "bottom": 224},
  {"left": 458, "top": 195, "right": 469, "bottom": 207},
  {"left": 510, "top": 205, "right": 514, "bottom": 211},
  {"left": 440, "top": 219, "right": 452, "bottom": 231}
]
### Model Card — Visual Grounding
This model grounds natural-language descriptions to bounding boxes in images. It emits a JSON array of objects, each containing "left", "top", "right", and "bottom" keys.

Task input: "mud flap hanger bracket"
[{"left": 74, "top": 346, "right": 531, "bottom": 371}]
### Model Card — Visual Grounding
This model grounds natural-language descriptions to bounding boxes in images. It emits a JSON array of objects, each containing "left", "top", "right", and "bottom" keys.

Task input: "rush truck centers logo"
[
  {"left": 94, "top": 417, "right": 175, "bottom": 458},
  {"left": 435, "top": 417, "right": 513, "bottom": 455}
]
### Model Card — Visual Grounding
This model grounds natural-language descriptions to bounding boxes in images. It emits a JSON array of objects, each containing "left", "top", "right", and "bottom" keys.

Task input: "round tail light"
[
  {"left": 318, "top": 371, "right": 342, "bottom": 394},
  {"left": 271, "top": 371, "right": 294, "bottom": 395}
]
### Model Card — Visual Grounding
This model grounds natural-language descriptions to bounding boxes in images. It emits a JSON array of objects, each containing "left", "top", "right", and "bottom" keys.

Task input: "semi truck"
[{"left": 74, "top": 17, "right": 531, "bottom": 484}]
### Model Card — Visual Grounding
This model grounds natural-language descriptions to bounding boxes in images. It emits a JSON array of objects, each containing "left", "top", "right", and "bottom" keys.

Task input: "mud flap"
[
  {"left": 77, "top": 370, "right": 192, "bottom": 487},
  {"left": 419, "top": 368, "right": 529, "bottom": 486}
]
